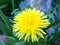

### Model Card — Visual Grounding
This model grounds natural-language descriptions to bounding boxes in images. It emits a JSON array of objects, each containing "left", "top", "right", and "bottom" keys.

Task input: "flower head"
[{"left": 13, "top": 8, "right": 50, "bottom": 42}]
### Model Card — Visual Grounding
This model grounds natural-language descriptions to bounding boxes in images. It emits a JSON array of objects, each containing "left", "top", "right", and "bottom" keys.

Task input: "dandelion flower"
[{"left": 13, "top": 8, "right": 50, "bottom": 42}]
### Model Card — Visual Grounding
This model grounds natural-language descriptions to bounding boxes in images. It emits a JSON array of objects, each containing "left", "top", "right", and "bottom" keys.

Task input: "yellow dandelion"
[{"left": 13, "top": 8, "right": 50, "bottom": 42}]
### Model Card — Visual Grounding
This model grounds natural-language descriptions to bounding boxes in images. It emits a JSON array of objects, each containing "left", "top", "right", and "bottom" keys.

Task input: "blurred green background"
[{"left": 0, "top": 0, "right": 60, "bottom": 45}]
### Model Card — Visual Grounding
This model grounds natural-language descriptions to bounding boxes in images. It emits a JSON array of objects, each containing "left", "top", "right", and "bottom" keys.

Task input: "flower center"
[{"left": 28, "top": 20, "right": 34, "bottom": 26}]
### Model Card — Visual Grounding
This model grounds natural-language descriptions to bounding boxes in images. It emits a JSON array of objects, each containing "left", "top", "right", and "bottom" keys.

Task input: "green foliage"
[
  {"left": 14, "top": 41, "right": 24, "bottom": 45},
  {"left": 0, "top": 0, "right": 9, "bottom": 9},
  {"left": 47, "top": 5, "right": 58, "bottom": 22},
  {"left": 0, "top": 10, "right": 12, "bottom": 36},
  {"left": 56, "top": 0, "right": 60, "bottom": 4},
  {"left": 6, "top": 36, "right": 25, "bottom": 45},
  {"left": 6, "top": 36, "right": 17, "bottom": 45}
]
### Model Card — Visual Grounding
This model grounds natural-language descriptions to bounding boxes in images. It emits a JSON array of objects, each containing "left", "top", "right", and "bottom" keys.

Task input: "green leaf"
[
  {"left": 56, "top": 0, "right": 60, "bottom": 4},
  {"left": 0, "top": 10, "right": 12, "bottom": 36},
  {"left": 0, "top": 0, "right": 9, "bottom": 9},
  {"left": 6, "top": 36, "right": 17, "bottom": 45},
  {"left": 0, "top": 0, "right": 8, "bottom": 3},
  {"left": 50, "top": 28, "right": 60, "bottom": 45},
  {"left": 0, "top": 20, "right": 10, "bottom": 35},
  {"left": 46, "top": 20, "right": 60, "bottom": 30},
  {"left": 0, "top": 38, "right": 6, "bottom": 45},
  {"left": 0, "top": 3, "right": 8, "bottom": 9},
  {"left": 14, "top": 42, "right": 24, "bottom": 45},
  {"left": 48, "top": 14, "right": 55, "bottom": 22}
]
